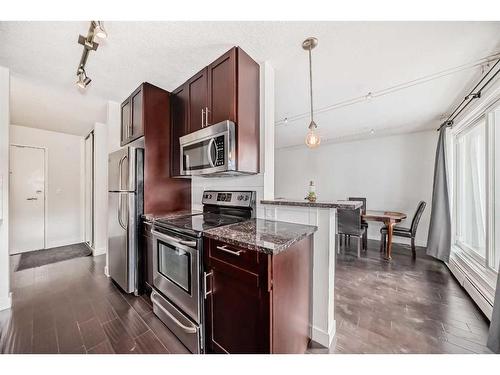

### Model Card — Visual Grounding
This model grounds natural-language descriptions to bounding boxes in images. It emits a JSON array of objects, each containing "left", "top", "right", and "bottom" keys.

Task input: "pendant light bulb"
[{"left": 305, "top": 121, "right": 320, "bottom": 148}]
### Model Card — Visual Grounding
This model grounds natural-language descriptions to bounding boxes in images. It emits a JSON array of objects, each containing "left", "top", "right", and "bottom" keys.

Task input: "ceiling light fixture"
[
  {"left": 75, "top": 21, "right": 107, "bottom": 90},
  {"left": 76, "top": 68, "right": 92, "bottom": 89},
  {"left": 303, "top": 37, "right": 320, "bottom": 149},
  {"left": 93, "top": 21, "right": 107, "bottom": 39}
]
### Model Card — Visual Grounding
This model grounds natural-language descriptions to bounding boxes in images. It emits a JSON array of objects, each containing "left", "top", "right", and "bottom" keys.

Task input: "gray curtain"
[
  {"left": 426, "top": 126, "right": 452, "bottom": 262},
  {"left": 487, "top": 270, "right": 500, "bottom": 353}
]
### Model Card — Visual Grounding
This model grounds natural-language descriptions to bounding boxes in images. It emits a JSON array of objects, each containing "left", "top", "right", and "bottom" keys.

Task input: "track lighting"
[
  {"left": 76, "top": 69, "right": 91, "bottom": 89},
  {"left": 75, "top": 21, "right": 107, "bottom": 90}
]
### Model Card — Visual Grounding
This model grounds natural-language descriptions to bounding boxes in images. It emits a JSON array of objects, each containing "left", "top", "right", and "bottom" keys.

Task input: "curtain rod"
[{"left": 437, "top": 58, "right": 500, "bottom": 132}]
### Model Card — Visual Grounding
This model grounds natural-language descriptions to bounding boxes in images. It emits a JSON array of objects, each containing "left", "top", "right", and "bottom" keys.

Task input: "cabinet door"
[
  {"left": 170, "top": 83, "right": 189, "bottom": 176},
  {"left": 130, "top": 86, "right": 144, "bottom": 139},
  {"left": 205, "top": 260, "right": 270, "bottom": 353},
  {"left": 121, "top": 99, "right": 131, "bottom": 146},
  {"left": 188, "top": 68, "right": 208, "bottom": 133},
  {"left": 207, "top": 47, "right": 237, "bottom": 125}
]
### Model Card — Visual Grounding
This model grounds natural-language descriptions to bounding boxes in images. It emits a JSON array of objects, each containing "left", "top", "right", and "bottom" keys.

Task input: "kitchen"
[
  {"left": 109, "top": 45, "right": 353, "bottom": 353},
  {"left": 1, "top": 13, "right": 500, "bottom": 365}
]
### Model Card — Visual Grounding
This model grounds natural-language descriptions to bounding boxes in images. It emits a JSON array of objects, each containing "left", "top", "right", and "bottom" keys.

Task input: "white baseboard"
[
  {"left": 104, "top": 265, "right": 110, "bottom": 277},
  {"left": 0, "top": 292, "right": 12, "bottom": 311},
  {"left": 311, "top": 320, "right": 336, "bottom": 348}
]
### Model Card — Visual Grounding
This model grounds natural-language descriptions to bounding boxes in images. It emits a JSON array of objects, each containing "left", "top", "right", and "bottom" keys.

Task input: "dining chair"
[
  {"left": 337, "top": 207, "right": 367, "bottom": 258},
  {"left": 380, "top": 201, "right": 427, "bottom": 259},
  {"left": 348, "top": 197, "right": 368, "bottom": 249}
]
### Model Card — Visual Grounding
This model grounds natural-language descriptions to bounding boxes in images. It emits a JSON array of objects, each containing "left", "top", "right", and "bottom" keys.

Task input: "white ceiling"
[{"left": 0, "top": 21, "right": 499, "bottom": 144}]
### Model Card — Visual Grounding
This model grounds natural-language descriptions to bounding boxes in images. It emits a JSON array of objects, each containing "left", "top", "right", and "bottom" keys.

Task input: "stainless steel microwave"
[{"left": 179, "top": 120, "right": 237, "bottom": 176}]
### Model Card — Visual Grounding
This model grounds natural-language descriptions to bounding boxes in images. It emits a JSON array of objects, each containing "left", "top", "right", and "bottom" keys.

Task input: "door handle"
[
  {"left": 201, "top": 108, "right": 205, "bottom": 128},
  {"left": 203, "top": 271, "right": 212, "bottom": 299},
  {"left": 26, "top": 197, "right": 38, "bottom": 201},
  {"left": 118, "top": 154, "right": 127, "bottom": 191},
  {"left": 118, "top": 193, "right": 127, "bottom": 230},
  {"left": 205, "top": 107, "right": 210, "bottom": 127}
]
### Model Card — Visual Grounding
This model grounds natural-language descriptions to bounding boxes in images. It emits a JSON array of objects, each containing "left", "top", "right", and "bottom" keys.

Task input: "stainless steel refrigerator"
[{"left": 108, "top": 147, "right": 144, "bottom": 294}]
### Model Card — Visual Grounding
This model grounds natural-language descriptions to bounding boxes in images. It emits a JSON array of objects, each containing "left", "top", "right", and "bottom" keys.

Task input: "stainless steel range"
[{"left": 150, "top": 190, "right": 255, "bottom": 353}]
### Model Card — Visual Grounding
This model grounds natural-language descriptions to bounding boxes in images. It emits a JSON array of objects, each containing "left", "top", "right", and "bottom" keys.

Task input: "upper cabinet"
[
  {"left": 187, "top": 68, "right": 209, "bottom": 133},
  {"left": 170, "top": 46, "right": 260, "bottom": 177},
  {"left": 121, "top": 85, "right": 144, "bottom": 146}
]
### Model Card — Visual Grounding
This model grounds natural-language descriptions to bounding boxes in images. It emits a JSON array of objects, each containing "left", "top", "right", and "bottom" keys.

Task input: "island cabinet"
[
  {"left": 170, "top": 46, "right": 260, "bottom": 176},
  {"left": 203, "top": 236, "right": 312, "bottom": 354}
]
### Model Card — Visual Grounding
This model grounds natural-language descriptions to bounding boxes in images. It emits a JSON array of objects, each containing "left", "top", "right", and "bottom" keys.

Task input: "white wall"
[
  {"left": 107, "top": 101, "right": 121, "bottom": 154},
  {"left": 191, "top": 62, "right": 275, "bottom": 213},
  {"left": 0, "top": 66, "right": 11, "bottom": 310},
  {"left": 10, "top": 125, "right": 84, "bottom": 249},
  {"left": 275, "top": 130, "right": 437, "bottom": 246},
  {"left": 93, "top": 123, "right": 108, "bottom": 256}
]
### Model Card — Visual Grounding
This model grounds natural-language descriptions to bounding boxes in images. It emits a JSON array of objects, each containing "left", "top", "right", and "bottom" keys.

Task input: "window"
[
  {"left": 455, "top": 118, "right": 487, "bottom": 260},
  {"left": 450, "top": 104, "right": 499, "bottom": 306}
]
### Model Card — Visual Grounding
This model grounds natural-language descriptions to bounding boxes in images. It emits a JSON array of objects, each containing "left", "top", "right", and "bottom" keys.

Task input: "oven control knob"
[
  {"left": 244, "top": 196, "right": 249, "bottom": 201},
  {"left": 237, "top": 195, "right": 243, "bottom": 201},
  {"left": 208, "top": 194, "right": 212, "bottom": 199}
]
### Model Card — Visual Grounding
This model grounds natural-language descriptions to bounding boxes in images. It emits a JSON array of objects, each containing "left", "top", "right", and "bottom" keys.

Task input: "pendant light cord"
[{"left": 308, "top": 47, "right": 315, "bottom": 125}]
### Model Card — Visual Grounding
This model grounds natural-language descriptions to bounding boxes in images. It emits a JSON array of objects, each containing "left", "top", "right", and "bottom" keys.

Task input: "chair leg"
[
  {"left": 347, "top": 235, "right": 351, "bottom": 246},
  {"left": 411, "top": 237, "right": 416, "bottom": 259},
  {"left": 339, "top": 234, "right": 342, "bottom": 247},
  {"left": 363, "top": 232, "right": 368, "bottom": 251},
  {"left": 357, "top": 237, "right": 361, "bottom": 258},
  {"left": 380, "top": 233, "right": 385, "bottom": 253}
]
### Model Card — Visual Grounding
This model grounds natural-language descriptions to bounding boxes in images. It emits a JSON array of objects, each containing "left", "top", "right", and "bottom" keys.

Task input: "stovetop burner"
[{"left": 154, "top": 212, "right": 247, "bottom": 237}]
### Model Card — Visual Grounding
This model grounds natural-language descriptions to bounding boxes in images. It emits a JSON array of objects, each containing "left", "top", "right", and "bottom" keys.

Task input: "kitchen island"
[
  {"left": 261, "top": 198, "right": 363, "bottom": 348},
  {"left": 203, "top": 219, "right": 317, "bottom": 353}
]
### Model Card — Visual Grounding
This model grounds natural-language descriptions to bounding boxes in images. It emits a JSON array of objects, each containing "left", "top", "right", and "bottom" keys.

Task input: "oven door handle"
[
  {"left": 151, "top": 291, "right": 197, "bottom": 334},
  {"left": 151, "top": 230, "right": 197, "bottom": 248}
]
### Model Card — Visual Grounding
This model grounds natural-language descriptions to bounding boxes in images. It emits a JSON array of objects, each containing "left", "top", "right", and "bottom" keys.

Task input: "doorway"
[{"left": 9, "top": 144, "right": 46, "bottom": 254}]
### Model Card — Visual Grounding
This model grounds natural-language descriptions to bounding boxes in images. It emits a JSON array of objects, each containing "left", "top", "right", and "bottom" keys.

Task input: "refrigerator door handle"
[
  {"left": 118, "top": 192, "right": 127, "bottom": 230},
  {"left": 118, "top": 154, "right": 128, "bottom": 191}
]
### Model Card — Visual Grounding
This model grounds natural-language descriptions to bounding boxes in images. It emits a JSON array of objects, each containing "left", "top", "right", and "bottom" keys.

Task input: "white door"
[{"left": 9, "top": 145, "right": 45, "bottom": 254}]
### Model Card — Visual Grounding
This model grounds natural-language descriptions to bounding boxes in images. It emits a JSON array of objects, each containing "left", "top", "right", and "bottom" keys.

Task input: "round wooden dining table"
[{"left": 362, "top": 210, "right": 407, "bottom": 260}]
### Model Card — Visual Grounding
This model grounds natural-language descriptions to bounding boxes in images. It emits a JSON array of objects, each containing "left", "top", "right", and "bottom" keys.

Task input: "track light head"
[
  {"left": 76, "top": 69, "right": 91, "bottom": 89},
  {"left": 93, "top": 21, "right": 107, "bottom": 39}
]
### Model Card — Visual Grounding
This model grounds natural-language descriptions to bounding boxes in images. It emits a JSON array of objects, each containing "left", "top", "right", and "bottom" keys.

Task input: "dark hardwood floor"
[
  {"left": 0, "top": 254, "right": 190, "bottom": 354},
  {"left": 329, "top": 239, "right": 492, "bottom": 354},
  {"left": 0, "top": 240, "right": 492, "bottom": 354}
]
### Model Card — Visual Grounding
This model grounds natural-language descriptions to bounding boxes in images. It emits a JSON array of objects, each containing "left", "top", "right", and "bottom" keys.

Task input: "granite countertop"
[
  {"left": 203, "top": 218, "right": 317, "bottom": 255},
  {"left": 142, "top": 210, "right": 202, "bottom": 222},
  {"left": 261, "top": 198, "right": 363, "bottom": 209}
]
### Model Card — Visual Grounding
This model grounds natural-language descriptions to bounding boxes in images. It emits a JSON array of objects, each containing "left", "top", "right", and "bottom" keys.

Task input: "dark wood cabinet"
[
  {"left": 207, "top": 48, "right": 237, "bottom": 125},
  {"left": 170, "top": 83, "right": 189, "bottom": 177},
  {"left": 121, "top": 85, "right": 144, "bottom": 146},
  {"left": 187, "top": 67, "right": 208, "bottom": 134},
  {"left": 140, "top": 82, "right": 191, "bottom": 214},
  {"left": 170, "top": 47, "right": 260, "bottom": 176},
  {"left": 203, "top": 236, "right": 312, "bottom": 354}
]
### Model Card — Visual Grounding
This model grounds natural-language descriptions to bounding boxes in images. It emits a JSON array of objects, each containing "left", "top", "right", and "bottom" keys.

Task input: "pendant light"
[{"left": 303, "top": 37, "right": 321, "bottom": 148}]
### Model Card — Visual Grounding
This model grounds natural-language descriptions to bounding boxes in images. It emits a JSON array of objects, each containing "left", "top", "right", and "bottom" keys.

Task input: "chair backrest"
[
  {"left": 348, "top": 197, "right": 366, "bottom": 214},
  {"left": 338, "top": 208, "right": 363, "bottom": 236},
  {"left": 410, "top": 201, "right": 427, "bottom": 236}
]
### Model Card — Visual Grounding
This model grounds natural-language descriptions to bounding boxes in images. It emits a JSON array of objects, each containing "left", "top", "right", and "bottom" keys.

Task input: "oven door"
[{"left": 151, "top": 229, "right": 201, "bottom": 323}]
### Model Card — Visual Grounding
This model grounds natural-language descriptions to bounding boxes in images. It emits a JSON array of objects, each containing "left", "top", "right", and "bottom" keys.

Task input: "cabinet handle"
[
  {"left": 205, "top": 107, "right": 210, "bottom": 127},
  {"left": 203, "top": 271, "right": 212, "bottom": 299},
  {"left": 201, "top": 108, "right": 205, "bottom": 128},
  {"left": 216, "top": 245, "right": 242, "bottom": 256}
]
